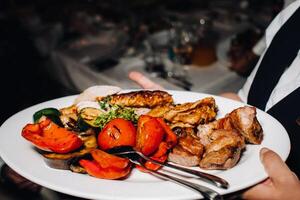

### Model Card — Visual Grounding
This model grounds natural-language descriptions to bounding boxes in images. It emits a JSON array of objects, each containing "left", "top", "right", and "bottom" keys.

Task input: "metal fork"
[
  {"left": 108, "top": 146, "right": 229, "bottom": 189},
  {"left": 123, "top": 152, "right": 223, "bottom": 200}
]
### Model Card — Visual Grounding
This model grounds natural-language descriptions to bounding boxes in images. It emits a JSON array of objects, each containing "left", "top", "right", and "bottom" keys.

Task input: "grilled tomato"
[{"left": 97, "top": 118, "right": 136, "bottom": 150}]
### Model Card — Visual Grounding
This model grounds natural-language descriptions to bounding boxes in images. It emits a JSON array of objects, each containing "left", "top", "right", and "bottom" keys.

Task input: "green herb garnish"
[
  {"left": 94, "top": 100, "right": 138, "bottom": 129},
  {"left": 99, "top": 96, "right": 112, "bottom": 110}
]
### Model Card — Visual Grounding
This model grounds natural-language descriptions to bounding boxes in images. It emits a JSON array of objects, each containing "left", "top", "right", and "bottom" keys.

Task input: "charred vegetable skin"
[
  {"left": 107, "top": 90, "right": 174, "bottom": 108},
  {"left": 98, "top": 118, "right": 136, "bottom": 150},
  {"left": 22, "top": 118, "right": 83, "bottom": 153}
]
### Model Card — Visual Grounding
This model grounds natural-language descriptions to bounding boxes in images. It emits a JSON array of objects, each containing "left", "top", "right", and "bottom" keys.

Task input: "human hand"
[
  {"left": 243, "top": 148, "right": 300, "bottom": 200},
  {"left": 1, "top": 164, "right": 41, "bottom": 194},
  {"left": 128, "top": 71, "right": 165, "bottom": 90}
]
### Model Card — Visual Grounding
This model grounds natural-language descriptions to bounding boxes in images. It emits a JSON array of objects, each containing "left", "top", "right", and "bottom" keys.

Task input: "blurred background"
[{"left": 0, "top": 0, "right": 285, "bottom": 124}]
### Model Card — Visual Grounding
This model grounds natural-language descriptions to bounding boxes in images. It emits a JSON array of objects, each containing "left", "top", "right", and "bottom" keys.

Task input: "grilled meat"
[
  {"left": 168, "top": 146, "right": 201, "bottom": 167},
  {"left": 168, "top": 128, "right": 204, "bottom": 167},
  {"left": 149, "top": 97, "right": 218, "bottom": 127},
  {"left": 228, "top": 106, "right": 263, "bottom": 144},
  {"left": 107, "top": 90, "right": 174, "bottom": 108},
  {"left": 197, "top": 106, "right": 263, "bottom": 145},
  {"left": 196, "top": 106, "right": 262, "bottom": 170},
  {"left": 203, "top": 130, "right": 245, "bottom": 154},
  {"left": 199, "top": 129, "right": 245, "bottom": 170},
  {"left": 198, "top": 117, "right": 233, "bottom": 146},
  {"left": 179, "top": 133, "right": 204, "bottom": 157},
  {"left": 147, "top": 105, "right": 172, "bottom": 118},
  {"left": 199, "top": 146, "right": 243, "bottom": 170}
]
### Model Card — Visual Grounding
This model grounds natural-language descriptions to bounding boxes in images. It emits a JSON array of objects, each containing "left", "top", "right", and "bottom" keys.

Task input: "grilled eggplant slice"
[{"left": 79, "top": 107, "right": 104, "bottom": 127}]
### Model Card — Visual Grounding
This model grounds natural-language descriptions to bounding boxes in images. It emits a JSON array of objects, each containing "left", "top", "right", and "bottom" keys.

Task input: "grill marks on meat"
[
  {"left": 148, "top": 97, "right": 218, "bottom": 128},
  {"left": 108, "top": 90, "right": 174, "bottom": 108}
]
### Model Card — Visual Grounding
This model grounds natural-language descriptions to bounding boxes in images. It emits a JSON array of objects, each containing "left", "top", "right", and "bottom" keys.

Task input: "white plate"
[{"left": 0, "top": 90, "right": 290, "bottom": 200}]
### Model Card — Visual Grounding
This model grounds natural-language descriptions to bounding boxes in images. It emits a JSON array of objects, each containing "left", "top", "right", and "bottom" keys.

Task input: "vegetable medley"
[
  {"left": 21, "top": 87, "right": 178, "bottom": 180},
  {"left": 21, "top": 86, "right": 263, "bottom": 180}
]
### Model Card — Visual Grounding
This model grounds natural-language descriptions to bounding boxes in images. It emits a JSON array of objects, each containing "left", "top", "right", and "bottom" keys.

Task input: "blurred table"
[{"left": 47, "top": 38, "right": 246, "bottom": 95}]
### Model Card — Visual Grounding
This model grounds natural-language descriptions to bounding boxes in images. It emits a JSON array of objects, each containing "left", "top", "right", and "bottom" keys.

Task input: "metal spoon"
[
  {"left": 108, "top": 146, "right": 229, "bottom": 189},
  {"left": 122, "top": 151, "right": 223, "bottom": 200}
]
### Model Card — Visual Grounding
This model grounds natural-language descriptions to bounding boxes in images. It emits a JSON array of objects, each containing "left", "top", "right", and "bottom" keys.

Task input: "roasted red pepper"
[
  {"left": 144, "top": 154, "right": 168, "bottom": 171},
  {"left": 142, "top": 142, "right": 169, "bottom": 171},
  {"left": 135, "top": 115, "right": 178, "bottom": 171},
  {"left": 91, "top": 148, "right": 130, "bottom": 169},
  {"left": 156, "top": 118, "right": 177, "bottom": 148},
  {"left": 136, "top": 115, "right": 165, "bottom": 156},
  {"left": 22, "top": 118, "right": 83, "bottom": 153},
  {"left": 79, "top": 149, "right": 131, "bottom": 180}
]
